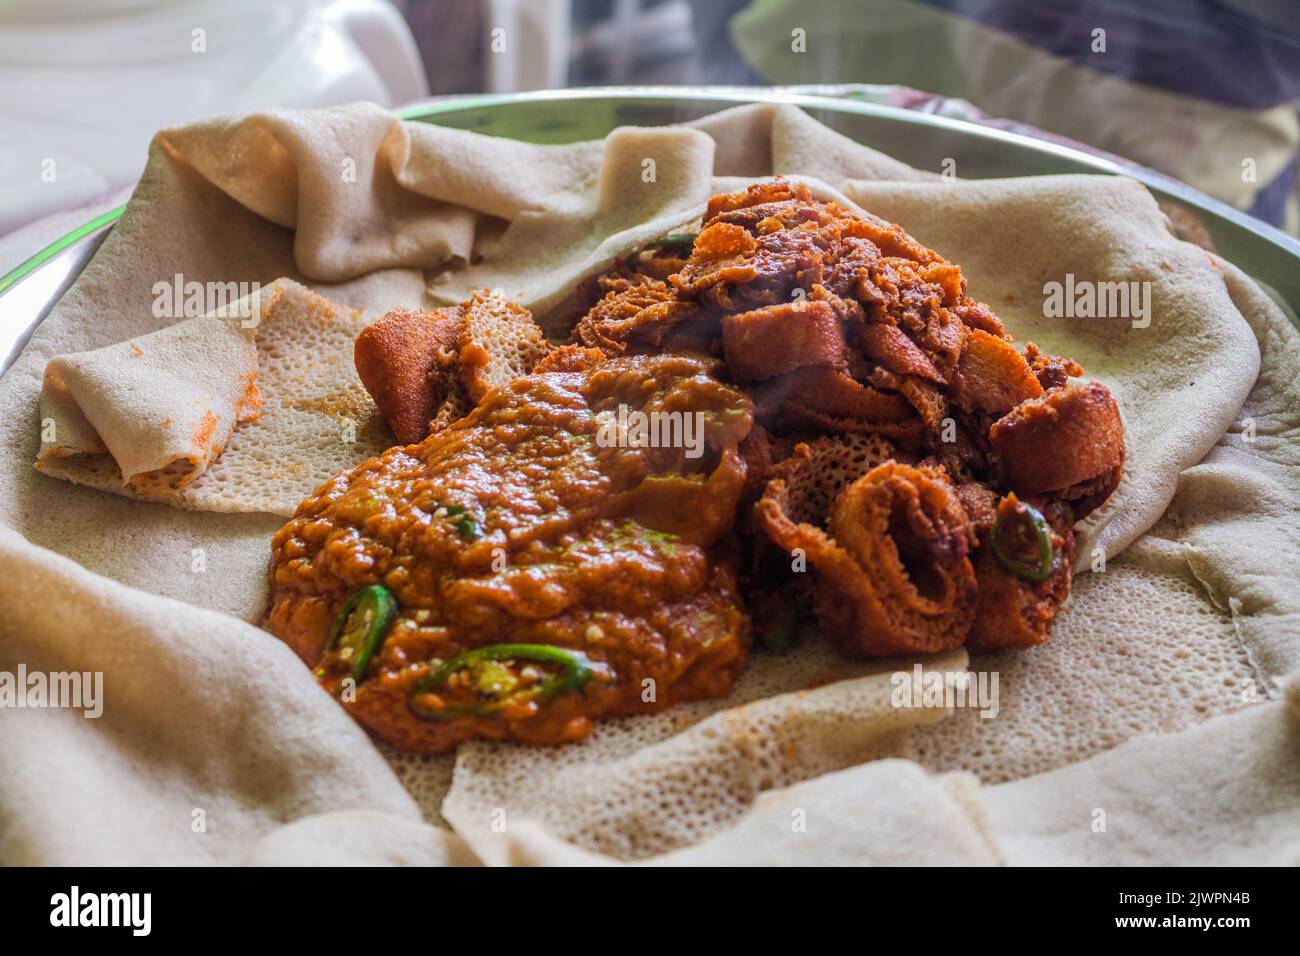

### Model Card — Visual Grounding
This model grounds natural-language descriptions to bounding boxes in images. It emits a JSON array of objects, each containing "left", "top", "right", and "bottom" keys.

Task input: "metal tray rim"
[{"left": 2, "top": 85, "right": 1296, "bottom": 322}]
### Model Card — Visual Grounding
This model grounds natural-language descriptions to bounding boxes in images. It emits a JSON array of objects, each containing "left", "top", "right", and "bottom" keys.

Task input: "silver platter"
[{"left": 4, "top": 87, "right": 1298, "bottom": 373}]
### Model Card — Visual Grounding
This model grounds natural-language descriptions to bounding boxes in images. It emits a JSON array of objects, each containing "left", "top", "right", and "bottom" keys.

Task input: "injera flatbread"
[
  {"left": 0, "top": 101, "right": 1295, "bottom": 866},
  {"left": 36, "top": 279, "right": 392, "bottom": 515}
]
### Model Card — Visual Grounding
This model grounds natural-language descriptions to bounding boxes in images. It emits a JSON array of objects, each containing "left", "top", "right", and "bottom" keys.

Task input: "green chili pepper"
[
  {"left": 623, "top": 231, "right": 698, "bottom": 269},
  {"left": 990, "top": 498, "right": 1055, "bottom": 582},
  {"left": 325, "top": 584, "right": 397, "bottom": 681},
  {"left": 408, "top": 643, "right": 606, "bottom": 720},
  {"left": 431, "top": 502, "right": 479, "bottom": 539},
  {"left": 757, "top": 604, "right": 800, "bottom": 652},
  {"left": 646, "top": 232, "right": 698, "bottom": 251}
]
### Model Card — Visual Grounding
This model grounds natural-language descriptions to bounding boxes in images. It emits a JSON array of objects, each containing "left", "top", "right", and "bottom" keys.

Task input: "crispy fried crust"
[
  {"left": 965, "top": 494, "right": 1077, "bottom": 653},
  {"left": 949, "top": 328, "right": 1044, "bottom": 416},
  {"left": 751, "top": 366, "right": 915, "bottom": 435},
  {"left": 721, "top": 300, "right": 846, "bottom": 381},
  {"left": 762, "top": 433, "right": 899, "bottom": 528},
  {"left": 356, "top": 291, "right": 552, "bottom": 444},
  {"left": 758, "top": 461, "right": 977, "bottom": 657},
  {"left": 989, "top": 381, "right": 1125, "bottom": 500},
  {"left": 574, "top": 276, "right": 700, "bottom": 355},
  {"left": 561, "top": 178, "right": 1127, "bottom": 661},
  {"left": 858, "top": 321, "right": 944, "bottom": 383},
  {"left": 354, "top": 307, "right": 462, "bottom": 445},
  {"left": 532, "top": 344, "right": 607, "bottom": 374}
]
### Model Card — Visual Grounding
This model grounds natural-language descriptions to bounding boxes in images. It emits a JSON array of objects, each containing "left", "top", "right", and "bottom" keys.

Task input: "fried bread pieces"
[
  {"left": 355, "top": 289, "right": 550, "bottom": 444},
  {"left": 759, "top": 461, "right": 977, "bottom": 657},
  {"left": 579, "top": 178, "right": 1124, "bottom": 657}
]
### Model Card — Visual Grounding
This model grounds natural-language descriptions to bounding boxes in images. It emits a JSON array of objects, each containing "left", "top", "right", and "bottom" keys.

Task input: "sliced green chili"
[
  {"left": 757, "top": 604, "right": 800, "bottom": 652},
  {"left": 990, "top": 498, "right": 1055, "bottom": 582},
  {"left": 624, "top": 231, "right": 698, "bottom": 269},
  {"left": 325, "top": 584, "right": 398, "bottom": 681},
  {"left": 408, "top": 643, "right": 606, "bottom": 720},
  {"left": 428, "top": 502, "right": 479, "bottom": 540},
  {"left": 645, "top": 232, "right": 698, "bottom": 251}
]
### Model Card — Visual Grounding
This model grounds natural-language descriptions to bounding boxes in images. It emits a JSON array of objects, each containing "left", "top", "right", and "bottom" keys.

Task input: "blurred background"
[{"left": 2, "top": 0, "right": 1298, "bottom": 270}]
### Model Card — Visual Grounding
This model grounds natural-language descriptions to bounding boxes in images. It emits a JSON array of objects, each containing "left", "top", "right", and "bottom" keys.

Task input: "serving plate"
[{"left": 3, "top": 86, "right": 1298, "bottom": 373}]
